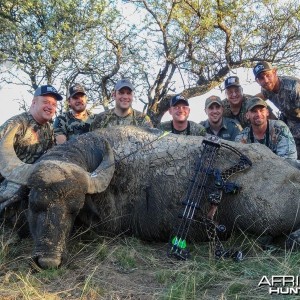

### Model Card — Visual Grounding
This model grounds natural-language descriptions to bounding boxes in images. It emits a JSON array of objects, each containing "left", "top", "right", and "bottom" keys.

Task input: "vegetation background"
[
  {"left": 0, "top": 0, "right": 299, "bottom": 125},
  {"left": 1, "top": 0, "right": 300, "bottom": 298}
]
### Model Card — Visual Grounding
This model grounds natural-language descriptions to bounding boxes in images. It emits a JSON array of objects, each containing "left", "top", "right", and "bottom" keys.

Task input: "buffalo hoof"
[
  {"left": 36, "top": 256, "right": 61, "bottom": 269},
  {"left": 285, "top": 229, "right": 300, "bottom": 250}
]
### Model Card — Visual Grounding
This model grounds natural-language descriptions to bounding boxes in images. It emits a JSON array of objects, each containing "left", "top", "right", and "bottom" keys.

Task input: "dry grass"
[{"left": 1, "top": 224, "right": 300, "bottom": 300}]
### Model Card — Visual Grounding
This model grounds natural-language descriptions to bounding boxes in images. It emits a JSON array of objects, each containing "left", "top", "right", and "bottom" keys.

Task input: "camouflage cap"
[
  {"left": 224, "top": 76, "right": 241, "bottom": 89},
  {"left": 205, "top": 95, "right": 223, "bottom": 109},
  {"left": 69, "top": 84, "right": 86, "bottom": 98},
  {"left": 253, "top": 61, "right": 274, "bottom": 78},
  {"left": 114, "top": 79, "right": 134, "bottom": 91},
  {"left": 246, "top": 97, "right": 267, "bottom": 111},
  {"left": 34, "top": 85, "right": 63, "bottom": 101},
  {"left": 170, "top": 95, "right": 189, "bottom": 107}
]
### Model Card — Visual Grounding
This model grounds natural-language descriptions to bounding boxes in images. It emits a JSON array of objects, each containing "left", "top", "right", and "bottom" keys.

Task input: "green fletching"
[{"left": 172, "top": 236, "right": 187, "bottom": 249}]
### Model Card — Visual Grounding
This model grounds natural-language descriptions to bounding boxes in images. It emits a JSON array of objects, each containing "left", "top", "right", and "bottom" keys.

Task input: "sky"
[{"left": 0, "top": 67, "right": 277, "bottom": 126}]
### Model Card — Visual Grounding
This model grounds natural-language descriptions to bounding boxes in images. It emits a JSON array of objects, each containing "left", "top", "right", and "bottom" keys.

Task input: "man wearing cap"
[
  {"left": 235, "top": 97, "right": 297, "bottom": 159},
  {"left": 90, "top": 78, "right": 153, "bottom": 130},
  {"left": 0, "top": 84, "right": 62, "bottom": 210},
  {"left": 159, "top": 95, "right": 206, "bottom": 136},
  {"left": 222, "top": 75, "right": 276, "bottom": 128},
  {"left": 54, "top": 83, "right": 95, "bottom": 144},
  {"left": 222, "top": 76, "right": 252, "bottom": 128},
  {"left": 253, "top": 61, "right": 300, "bottom": 159},
  {"left": 201, "top": 95, "right": 242, "bottom": 141}
]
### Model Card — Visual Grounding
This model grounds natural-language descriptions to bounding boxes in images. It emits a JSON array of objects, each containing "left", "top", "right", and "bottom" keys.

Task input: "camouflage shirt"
[
  {"left": 53, "top": 110, "right": 95, "bottom": 141},
  {"left": 235, "top": 120, "right": 297, "bottom": 159},
  {"left": 90, "top": 108, "right": 153, "bottom": 130},
  {"left": 0, "top": 112, "right": 54, "bottom": 164},
  {"left": 200, "top": 117, "right": 242, "bottom": 141},
  {"left": 261, "top": 76, "right": 300, "bottom": 122},
  {"left": 261, "top": 76, "right": 300, "bottom": 141},
  {"left": 158, "top": 120, "right": 206, "bottom": 136},
  {"left": 222, "top": 95, "right": 251, "bottom": 128}
]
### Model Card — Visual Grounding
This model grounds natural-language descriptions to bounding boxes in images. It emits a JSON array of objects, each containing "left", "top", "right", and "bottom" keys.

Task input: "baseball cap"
[
  {"left": 69, "top": 84, "right": 86, "bottom": 98},
  {"left": 224, "top": 76, "right": 241, "bottom": 89},
  {"left": 170, "top": 95, "right": 189, "bottom": 107},
  {"left": 246, "top": 97, "right": 268, "bottom": 111},
  {"left": 253, "top": 61, "right": 274, "bottom": 78},
  {"left": 34, "top": 85, "right": 63, "bottom": 101},
  {"left": 205, "top": 95, "right": 223, "bottom": 109},
  {"left": 114, "top": 79, "right": 134, "bottom": 91}
]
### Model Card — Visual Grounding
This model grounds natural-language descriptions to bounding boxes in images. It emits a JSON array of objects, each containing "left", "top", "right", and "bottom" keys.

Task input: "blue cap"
[
  {"left": 225, "top": 76, "right": 241, "bottom": 88},
  {"left": 34, "top": 85, "right": 63, "bottom": 101},
  {"left": 253, "top": 61, "right": 274, "bottom": 78},
  {"left": 170, "top": 95, "right": 189, "bottom": 107},
  {"left": 114, "top": 79, "right": 134, "bottom": 91}
]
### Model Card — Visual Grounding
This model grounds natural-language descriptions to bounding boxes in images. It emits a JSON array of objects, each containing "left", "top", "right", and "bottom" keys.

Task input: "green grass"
[{"left": 1, "top": 225, "right": 300, "bottom": 300}]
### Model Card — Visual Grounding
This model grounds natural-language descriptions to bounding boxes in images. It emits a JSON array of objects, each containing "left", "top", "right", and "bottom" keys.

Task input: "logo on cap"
[{"left": 225, "top": 76, "right": 241, "bottom": 89}]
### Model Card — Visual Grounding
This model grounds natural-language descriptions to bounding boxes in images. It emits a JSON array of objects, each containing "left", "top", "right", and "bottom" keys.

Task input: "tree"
[
  {"left": 0, "top": 0, "right": 300, "bottom": 124},
  {"left": 0, "top": 0, "right": 137, "bottom": 113},
  {"left": 132, "top": 0, "right": 300, "bottom": 124}
]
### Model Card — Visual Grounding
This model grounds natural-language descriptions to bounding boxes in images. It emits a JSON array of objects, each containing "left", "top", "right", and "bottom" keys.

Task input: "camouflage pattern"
[
  {"left": 90, "top": 108, "right": 153, "bottom": 130},
  {"left": 0, "top": 112, "right": 54, "bottom": 164},
  {"left": 222, "top": 95, "right": 251, "bottom": 128},
  {"left": 53, "top": 110, "right": 95, "bottom": 141},
  {"left": 158, "top": 120, "right": 206, "bottom": 136},
  {"left": 235, "top": 120, "right": 297, "bottom": 159},
  {"left": 200, "top": 117, "right": 242, "bottom": 141},
  {"left": 261, "top": 75, "right": 300, "bottom": 158}
]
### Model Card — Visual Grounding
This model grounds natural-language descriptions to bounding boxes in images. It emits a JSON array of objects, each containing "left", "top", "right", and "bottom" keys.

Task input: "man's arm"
[
  {"left": 53, "top": 115, "right": 68, "bottom": 144},
  {"left": 274, "top": 121, "right": 297, "bottom": 159}
]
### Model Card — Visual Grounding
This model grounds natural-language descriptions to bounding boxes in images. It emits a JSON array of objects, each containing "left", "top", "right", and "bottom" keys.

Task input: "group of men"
[{"left": 0, "top": 61, "right": 300, "bottom": 207}]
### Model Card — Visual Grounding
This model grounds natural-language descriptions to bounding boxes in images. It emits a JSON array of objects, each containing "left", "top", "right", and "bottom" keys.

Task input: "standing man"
[
  {"left": 253, "top": 61, "right": 300, "bottom": 158},
  {"left": 0, "top": 85, "right": 62, "bottom": 205},
  {"left": 54, "top": 83, "right": 95, "bottom": 144},
  {"left": 201, "top": 95, "right": 242, "bottom": 141},
  {"left": 159, "top": 94, "right": 206, "bottom": 136},
  {"left": 235, "top": 97, "right": 297, "bottom": 159},
  {"left": 90, "top": 78, "right": 153, "bottom": 130},
  {"left": 222, "top": 76, "right": 251, "bottom": 128}
]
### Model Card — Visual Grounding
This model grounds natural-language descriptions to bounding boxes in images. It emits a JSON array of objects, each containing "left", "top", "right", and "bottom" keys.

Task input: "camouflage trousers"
[{"left": 287, "top": 120, "right": 300, "bottom": 160}]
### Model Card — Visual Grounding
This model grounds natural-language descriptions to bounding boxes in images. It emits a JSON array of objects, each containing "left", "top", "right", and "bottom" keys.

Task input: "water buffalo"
[{"left": 1, "top": 125, "right": 300, "bottom": 269}]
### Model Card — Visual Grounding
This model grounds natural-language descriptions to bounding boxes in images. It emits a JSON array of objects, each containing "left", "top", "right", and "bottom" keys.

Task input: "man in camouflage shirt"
[
  {"left": 0, "top": 85, "right": 62, "bottom": 205},
  {"left": 254, "top": 61, "right": 300, "bottom": 159},
  {"left": 201, "top": 95, "right": 242, "bottom": 141},
  {"left": 90, "top": 79, "right": 153, "bottom": 130},
  {"left": 222, "top": 76, "right": 251, "bottom": 128},
  {"left": 222, "top": 75, "right": 276, "bottom": 128},
  {"left": 54, "top": 84, "right": 95, "bottom": 144},
  {"left": 235, "top": 97, "right": 297, "bottom": 160},
  {"left": 159, "top": 95, "right": 206, "bottom": 136}
]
